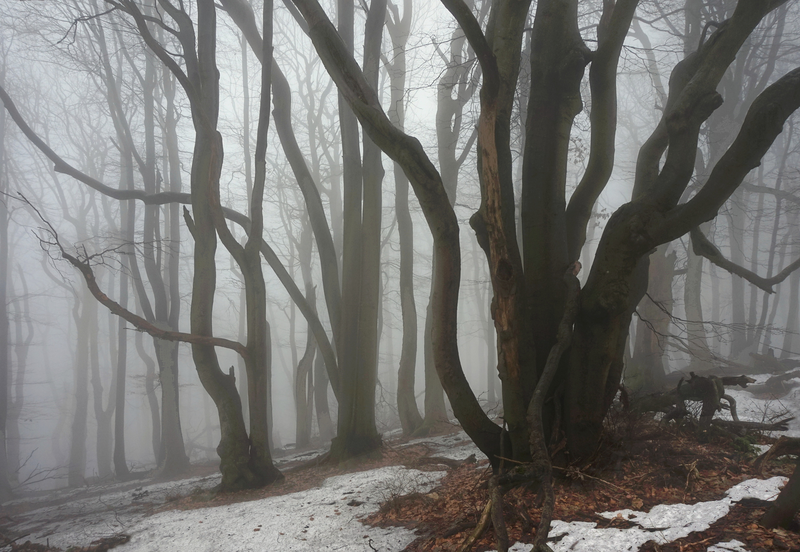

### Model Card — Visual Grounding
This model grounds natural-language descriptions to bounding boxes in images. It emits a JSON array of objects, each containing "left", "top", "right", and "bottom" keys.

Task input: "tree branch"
[
  {"left": 289, "top": 0, "right": 503, "bottom": 461},
  {"left": 690, "top": 227, "right": 800, "bottom": 294},
  {"left": 565, "top": 0, "right": 639, "bottom": 261},
  {"left": 438, "top": 0, "right": 498, "bottom": 91},
  {"left": 23, "top": 195, "right": 250, "bottom": 360},
  {"left": 743, "top": 182, "right": 800, "bottom": 206},
  {"left": 106, "top": 0, "right": 196, "bottom": 101},
  {"left": 663, "top": 66, "right": 800, "bottom": 239},
  {"left": 634, "top": 0, "right": 791, "bottom": 205},
  {"left": 527, "top": 267, "right": 581, "bottom": 552},
  {"left": 219, "top": 0, "right": 343, "bottom": 345}
]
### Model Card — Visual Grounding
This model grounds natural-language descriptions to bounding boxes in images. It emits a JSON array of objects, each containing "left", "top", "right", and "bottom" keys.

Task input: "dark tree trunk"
[
  {"left": 762, "top": 463, "right": 800, "bottom": 529},
  {"left": 313, "top": 353, "right": 334, "bottom": 443}
]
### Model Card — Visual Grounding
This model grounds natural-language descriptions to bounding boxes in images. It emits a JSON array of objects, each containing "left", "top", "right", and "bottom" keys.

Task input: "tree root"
[
  {"left": 712, "top": 417, "right": 794, "bottom": 433},
  {"left": 456, "top": 488, "right": 494, "bottom": 552},
  {"left": 755, "top": 436, "right": 800, "bottom": 476}
]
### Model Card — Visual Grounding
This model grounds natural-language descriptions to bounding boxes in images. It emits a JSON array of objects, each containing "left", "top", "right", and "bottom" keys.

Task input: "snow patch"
[{"left": 489, "top": 477, "right": 785, "bottom": 552}]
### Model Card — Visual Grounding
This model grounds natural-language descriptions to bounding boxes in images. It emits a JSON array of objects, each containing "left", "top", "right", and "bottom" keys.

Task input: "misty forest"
[{"left": 1, "top": 0, "right": 800, "bottom": 549}]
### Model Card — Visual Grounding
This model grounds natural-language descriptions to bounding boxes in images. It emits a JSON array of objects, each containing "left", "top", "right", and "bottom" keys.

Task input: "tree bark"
[{"left": 386, "top": 0, "right": 423, "bottom": 436}]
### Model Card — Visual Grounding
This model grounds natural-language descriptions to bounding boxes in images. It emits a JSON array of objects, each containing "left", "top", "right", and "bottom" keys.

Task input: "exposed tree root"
[
  {"left": 456, "top": 489, "right": 493, "bottom": 552},
  {"left": 755, "top": 436, "right": 800, "bottom": 476}
]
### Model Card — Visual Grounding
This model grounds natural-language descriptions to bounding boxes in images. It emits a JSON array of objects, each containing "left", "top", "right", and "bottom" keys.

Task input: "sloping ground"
[
  {"left": 367, "top": 418, "right": 800, "bottom": 551},
  {"left": 0, "top": 432, "right": 473, "bottom": 551},
  {"left": 3, "top": 387, "right": 800, "bottom": 551}
]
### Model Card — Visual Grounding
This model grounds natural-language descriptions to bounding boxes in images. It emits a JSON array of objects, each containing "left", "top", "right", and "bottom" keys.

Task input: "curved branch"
[
  {"left": 690, "top": 227, "right": 800, "bottom": 294},
  {"left": 219, "top": 0, "right": 342, "bottom": 342},
  {"left": 565, "top": 0, "right": 639, "bottom": 260},
  {"left": 25, "top": 197, "right": 249, "bottom": 360},
  {"left": 108, "top": 0, "right": 196, "bottom": 102},
  {"left": 663, "top": 66, "right": 800, "bottom": 239},
  {"left": 438, "top": 0, "right": 498, "bottom": 90},
  {"left": 634, "top": 0, "right": 790, "bottom": 205}
]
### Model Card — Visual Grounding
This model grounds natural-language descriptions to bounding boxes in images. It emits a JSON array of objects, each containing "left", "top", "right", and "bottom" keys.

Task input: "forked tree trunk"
[{"left": 295, "top": 277, "right": 316, "bottom": 448}]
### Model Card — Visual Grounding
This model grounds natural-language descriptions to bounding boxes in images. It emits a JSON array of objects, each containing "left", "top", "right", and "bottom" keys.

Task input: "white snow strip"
[
  {"left": 489, "top": 477, "right": 785, "bottom": 552},
  {"left": 708, "top": 540, "right": 749, "bottom": 551}
]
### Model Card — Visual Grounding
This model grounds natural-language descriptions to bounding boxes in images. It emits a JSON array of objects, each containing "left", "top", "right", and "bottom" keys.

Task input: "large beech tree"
[{"left": 288, "top": 0, "right": 800, "bottom": 470}]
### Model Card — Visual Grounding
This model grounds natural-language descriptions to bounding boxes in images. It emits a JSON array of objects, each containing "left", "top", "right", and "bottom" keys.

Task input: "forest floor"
[
  {"left": 2, "top": 401, "right": 800, "bottom": 551},
  {"left": 369, "top": 413, "right": 800, "bottom": 551}
]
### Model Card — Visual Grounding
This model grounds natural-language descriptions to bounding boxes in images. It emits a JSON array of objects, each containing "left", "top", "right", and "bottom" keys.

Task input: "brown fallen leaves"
[{"left": 367, "top": 418, "right": 800, "bottom": 551}]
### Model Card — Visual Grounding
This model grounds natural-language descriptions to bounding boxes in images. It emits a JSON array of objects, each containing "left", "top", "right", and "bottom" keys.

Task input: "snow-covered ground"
[
  {"left": 724, "top": 372, "right": 800, "bottom": 437},
  {"left": 1, "top": 387, "right": 793, "bottom": 552}
]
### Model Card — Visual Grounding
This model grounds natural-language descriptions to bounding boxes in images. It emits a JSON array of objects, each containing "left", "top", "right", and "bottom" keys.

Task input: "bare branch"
[
  {"left": 565, "top": 0, "right": 639, "bottom": 260},
  {"left": 438, "top": 0, "right": 498, "bottom": 90},
  {"left": 664, "top": 66, "right": 800, "bottom": 239},
  {"left": 20, "top": 194, "right": 250, "bottom": 359},
  {"left": 690, "top": 227, "right": 800, "bottom": 294}
]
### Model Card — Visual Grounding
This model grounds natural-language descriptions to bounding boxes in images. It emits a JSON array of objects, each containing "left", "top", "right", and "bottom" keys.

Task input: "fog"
[{"left": 0, "top": 0, "right": 798, "bottom": 500}]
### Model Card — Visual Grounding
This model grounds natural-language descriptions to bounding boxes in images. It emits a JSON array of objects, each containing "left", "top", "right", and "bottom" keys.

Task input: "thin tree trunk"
[
  {"left": 68, "top": 288, "right": 91, "bottom": 487},
  {"left": 628, "top": 244, "right": 675, "bottom": 393},
  {"left": 7, "top": 268, "right": 33, "bottom": 486},
  {"left": 314, "top": 352, "right": 334, "bottom": 443},
  {"left": 135, "top": 317, "right": 160, "bottom": 463},
  {"left": 0, "top": 78, "right": 10, "bottom": 498},
  {"left": 727, "top": 188, "right": 748, "bottom": 358},
  {"left": 685, "top": 231, "right": 712, "bottom": 371},
  {"left": 113, "top": 192, "right": 131, "bottom": 477},
  {"left": 90, "top": 268, "right": 114, "bottom": 479},
  {"left": 782, "top": 223, "right": 800, "bottom": 358}
]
